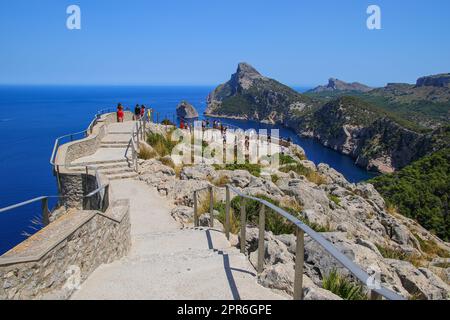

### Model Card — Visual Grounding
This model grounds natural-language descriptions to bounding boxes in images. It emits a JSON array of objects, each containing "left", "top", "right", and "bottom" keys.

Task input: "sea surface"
[{"left": 0, "top": 85, "right": 375, "bottom": 254}]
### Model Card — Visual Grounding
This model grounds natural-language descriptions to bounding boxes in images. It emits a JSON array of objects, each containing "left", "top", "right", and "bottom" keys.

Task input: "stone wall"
[{"left": 0, "top": 199, "right": 131, "bottom": 300}]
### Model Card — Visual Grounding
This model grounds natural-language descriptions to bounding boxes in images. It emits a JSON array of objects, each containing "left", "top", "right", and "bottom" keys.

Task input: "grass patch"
[
  {"left": 212, "top": 175, "right": 230, "bottom": 187},
  {"left": 271, "top": 174, "right": 280, "bottom": 184},
  {"left": 146, "top": 131, "right": 178, "bottom": 157},
  {"left": 376, "top": 244, "right": 424, "bottom": 268},
  {"left": 280, "top": 163, "right": 327, "bottom": 185},
  {"left": 328, "top": 194, "right": 341, "bottom": 206},
  {"left": 138, "top": 146, "right": 157, "bottom": 160},
  {"left": 322, "top": 270, "right": 368, "bottom": 300},
  {"left": 214, "top": 163, "right": 261, "bottom": 177},
  {"left": 413, "top": 233, "right": 450, "bottom": 258},
  {"left": 161, "top": 119, "right": 175, "bottom": 126}
]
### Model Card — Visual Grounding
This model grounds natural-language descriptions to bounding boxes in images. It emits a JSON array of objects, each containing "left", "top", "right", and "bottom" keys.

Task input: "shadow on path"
[{"left": 204, "top": 229, "right": 257, "bottom": 300}]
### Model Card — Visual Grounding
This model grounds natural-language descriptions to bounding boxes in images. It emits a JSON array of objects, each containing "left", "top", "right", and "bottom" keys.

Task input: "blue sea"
[{"left": 0, "top": 85, "right": 375, "bottom": 254}]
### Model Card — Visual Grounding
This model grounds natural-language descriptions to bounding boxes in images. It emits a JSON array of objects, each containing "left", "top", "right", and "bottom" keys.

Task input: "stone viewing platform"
[{"left": 0, "top": 113, "right": 285, "bottom": 300}]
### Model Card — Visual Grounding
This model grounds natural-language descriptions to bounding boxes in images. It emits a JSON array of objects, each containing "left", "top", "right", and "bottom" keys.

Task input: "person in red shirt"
[
  {"left": 140, "top": 105, "right": 146, "bottom": 119},
  {"left": 180, "top": 118, "right": 185, "bottom": 129},
  {"left": 117, "top": 103, "right": 124, "bottom": 123}
]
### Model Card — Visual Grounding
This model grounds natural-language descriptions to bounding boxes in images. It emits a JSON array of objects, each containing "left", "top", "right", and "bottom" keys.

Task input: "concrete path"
[{"left": 71, "top": 121, "right": 285, "bottom": 300}]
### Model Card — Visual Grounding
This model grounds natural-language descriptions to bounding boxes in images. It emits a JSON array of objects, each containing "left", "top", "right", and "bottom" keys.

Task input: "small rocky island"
[{"left": 176, "top": 100, "right": 199, "bottom": 119}]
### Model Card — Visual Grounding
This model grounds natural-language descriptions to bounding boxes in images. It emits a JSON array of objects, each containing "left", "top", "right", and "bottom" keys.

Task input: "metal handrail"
[{"left": 192, "top": 184, "right": 405, "bottom": 301}]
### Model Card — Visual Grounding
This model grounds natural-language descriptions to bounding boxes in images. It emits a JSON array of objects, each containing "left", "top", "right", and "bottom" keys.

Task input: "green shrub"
[
  {"left": 280, "top": 163, "right": 327, "bottom": 185},
  {"left": 138, "top": 146, "right": 157, "bottom": 160},
  {"left": 146, "top": 132, "right": 178, "bottom": 157},
  {"left": 214, "top": 163, "right": 261, "bottom": 177},
  {"left": 322, "top": 270, "right": 367, "bottom": 300},
  {"left": 369, "top": 148, "right": 450, "bottom": 241},
  {"left": 328, "top": 194, "right": 341, "bottom": 206}
]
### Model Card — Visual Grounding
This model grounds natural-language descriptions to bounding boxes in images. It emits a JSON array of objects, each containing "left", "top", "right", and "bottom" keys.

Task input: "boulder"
[
  {"left": 176, "top": 101, "right": 199, "bottom": 119},
  {"left": 180, "top": 164, "right": 217, "bottom": 181},
  {"left": 388, "top": 260, "right": 450, "bottom": 300}
]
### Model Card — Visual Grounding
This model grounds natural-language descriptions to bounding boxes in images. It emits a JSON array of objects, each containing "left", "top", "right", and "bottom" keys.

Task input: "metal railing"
[{"left": 192, "top": 184, "right": 405, "bottom": 301}]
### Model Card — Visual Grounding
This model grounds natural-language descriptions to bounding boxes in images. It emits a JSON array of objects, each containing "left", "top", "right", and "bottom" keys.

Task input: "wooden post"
[
  {"left": 56, "top": 165, "right": 62, "bottom": 195},
  {"left": 209, "top": 186, "right": 214, "bottom": 228},
  {"left": 84, "top": 167, "right": 89, "bottom": 195},
  {"left": 370, "top": 290, "right": 382, "bottom": 300},
  {"left": 193, "top": 191, "right": 198, "bottom": 227},
  {"left": 225, "top": 185, "right": 230, "bottom": 240},
  {"left": 240, "top": 197, "right": 246, "bottom": 254},
  {"left": 41, "top": 197, "right": 50, "bottom": 226},
  {"left": 257, "top": 204, "right": 266, "bottom": 274},
  {"left": 102, "top": 184, "right": 110, "bottom": 212},
  {"left": 293, "top": 228, "right": 305, "bottom": 300}
]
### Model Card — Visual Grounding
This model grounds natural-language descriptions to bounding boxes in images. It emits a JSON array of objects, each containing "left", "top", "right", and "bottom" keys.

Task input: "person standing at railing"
[
  {"left": 140, "top": 105, "right": 146, "bottom": 120},
  {"left": 134, "top": 104, "right": 141, "bottom": 120},
  {"left": 117, "top": 103, "right": 124, "bottom": 123}
]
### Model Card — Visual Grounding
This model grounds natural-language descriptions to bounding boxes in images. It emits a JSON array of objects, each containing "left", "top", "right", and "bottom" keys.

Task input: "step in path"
[
  {"left": 70, "top": 121, "right": 138, "bottom": 180},
  {"left": 70, "top": 121, "right": 284, "bottom": 300}
]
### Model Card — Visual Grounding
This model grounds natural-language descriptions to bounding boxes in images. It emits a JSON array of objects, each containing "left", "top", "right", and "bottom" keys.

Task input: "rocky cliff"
[
  {"left": 296, "top": 97, "right": 436, "bottom": 173},
  {"left": 206, "top": 62, "right": 317, "bottom": 123}
]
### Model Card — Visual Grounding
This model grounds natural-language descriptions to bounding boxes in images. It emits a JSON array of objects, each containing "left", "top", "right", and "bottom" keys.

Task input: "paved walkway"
[{"left": 71, "top": 121, "right": 285, "bottom": 300}]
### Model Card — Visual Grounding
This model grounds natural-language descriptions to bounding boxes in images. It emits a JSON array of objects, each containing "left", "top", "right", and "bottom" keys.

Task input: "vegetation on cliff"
[{"left": 369, "top": 148, "right": 450, "bottom": 241}]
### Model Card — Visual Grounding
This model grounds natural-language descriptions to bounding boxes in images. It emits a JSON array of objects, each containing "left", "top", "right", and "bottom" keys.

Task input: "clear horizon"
[{"left": 1, "top": 0, "right": 449, "bottom": 87}]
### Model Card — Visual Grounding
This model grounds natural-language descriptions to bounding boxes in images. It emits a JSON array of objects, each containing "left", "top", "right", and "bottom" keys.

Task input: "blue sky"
[{"left": 0, "top": 0, "right": 449, "bottom": 87}]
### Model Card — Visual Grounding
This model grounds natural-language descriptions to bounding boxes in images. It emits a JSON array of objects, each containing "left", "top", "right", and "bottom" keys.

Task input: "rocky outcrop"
[
  {"left": 176, "top": 101, "right": 199, "bottom": 119},
  {"left": 416, "top": 74, "right": 450, "bottom": 88},
  {"left": 308, "top": 78, "right": 372, "bottom": 93},
  {"left": 205, "top": 62, "right": 316, "bottom": 122}
]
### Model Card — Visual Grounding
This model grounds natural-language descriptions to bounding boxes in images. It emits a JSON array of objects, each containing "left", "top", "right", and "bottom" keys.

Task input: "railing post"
[
  {"left": 84, "top": 167, "right": 89, "bottom": 195},
  {"left": 225, "top": 185, "right": 230, "bottom": 240},
  {"left": 102, "top": 184, "right": 110, "bottom": 212},
  {"left": 193, "top": 191, "right": 199, "bottom": 227},
  {"left": 293, "top": 228, "right": 305, "bottom": 300},
  {"left": 257, "top": 204, "right": 266, "bottom": 274},
  {"left": 136, "top": 122, "right": 140, "bottom": 143},
  {"left": 56, "top": 165, "right": 62, "bottom": 195},
  {"left": 370, "top": 290, "right": 382, "bottom": 300},
  {"left": 240, "top": 197, "right": 246, "bottom": 254},
  {"left": 41, "top": 197, "right": 50, "bottom": 226},
  {"left": 209, "top": 185, "right": 214, "bottom": 228}
]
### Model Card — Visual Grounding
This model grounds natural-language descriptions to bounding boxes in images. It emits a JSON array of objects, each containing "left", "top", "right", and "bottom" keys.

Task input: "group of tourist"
[{"left": 116, "top": 103, "right": 152, "bottom": 123}]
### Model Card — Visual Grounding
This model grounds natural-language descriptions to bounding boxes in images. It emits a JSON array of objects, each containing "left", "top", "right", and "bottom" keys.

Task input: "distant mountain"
[
  {"left": 205, "top": 62, "right": 317, "bottom": 123},
  {"left": 308, "top": 78, "right": 372, "bottom": 94},
  {"left": 305, "top": 73, "right": 450, "bottom": 129}
]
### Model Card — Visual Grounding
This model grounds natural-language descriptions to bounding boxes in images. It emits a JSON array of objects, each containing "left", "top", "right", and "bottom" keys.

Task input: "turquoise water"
[{"left": 0, "top": 85, "right": 374, "bottom": 254}]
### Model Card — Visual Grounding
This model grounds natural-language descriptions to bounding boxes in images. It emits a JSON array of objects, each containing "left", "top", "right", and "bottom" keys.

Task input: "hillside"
[
  {"left": 369, "top": 148, "right": 450, "bottom": 241},
  {"left": 305, "top": 73, "right": 450, "bottom": 129}
]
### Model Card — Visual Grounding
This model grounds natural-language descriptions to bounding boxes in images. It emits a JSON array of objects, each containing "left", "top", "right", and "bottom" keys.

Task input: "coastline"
[{"left": 204, "top": 112, "right": 381, "bottom": 176}]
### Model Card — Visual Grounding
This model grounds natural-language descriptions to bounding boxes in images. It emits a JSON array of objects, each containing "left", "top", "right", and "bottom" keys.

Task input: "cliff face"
[{"left": 207, "top": 64, "right": 445, "bottom": 173}]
